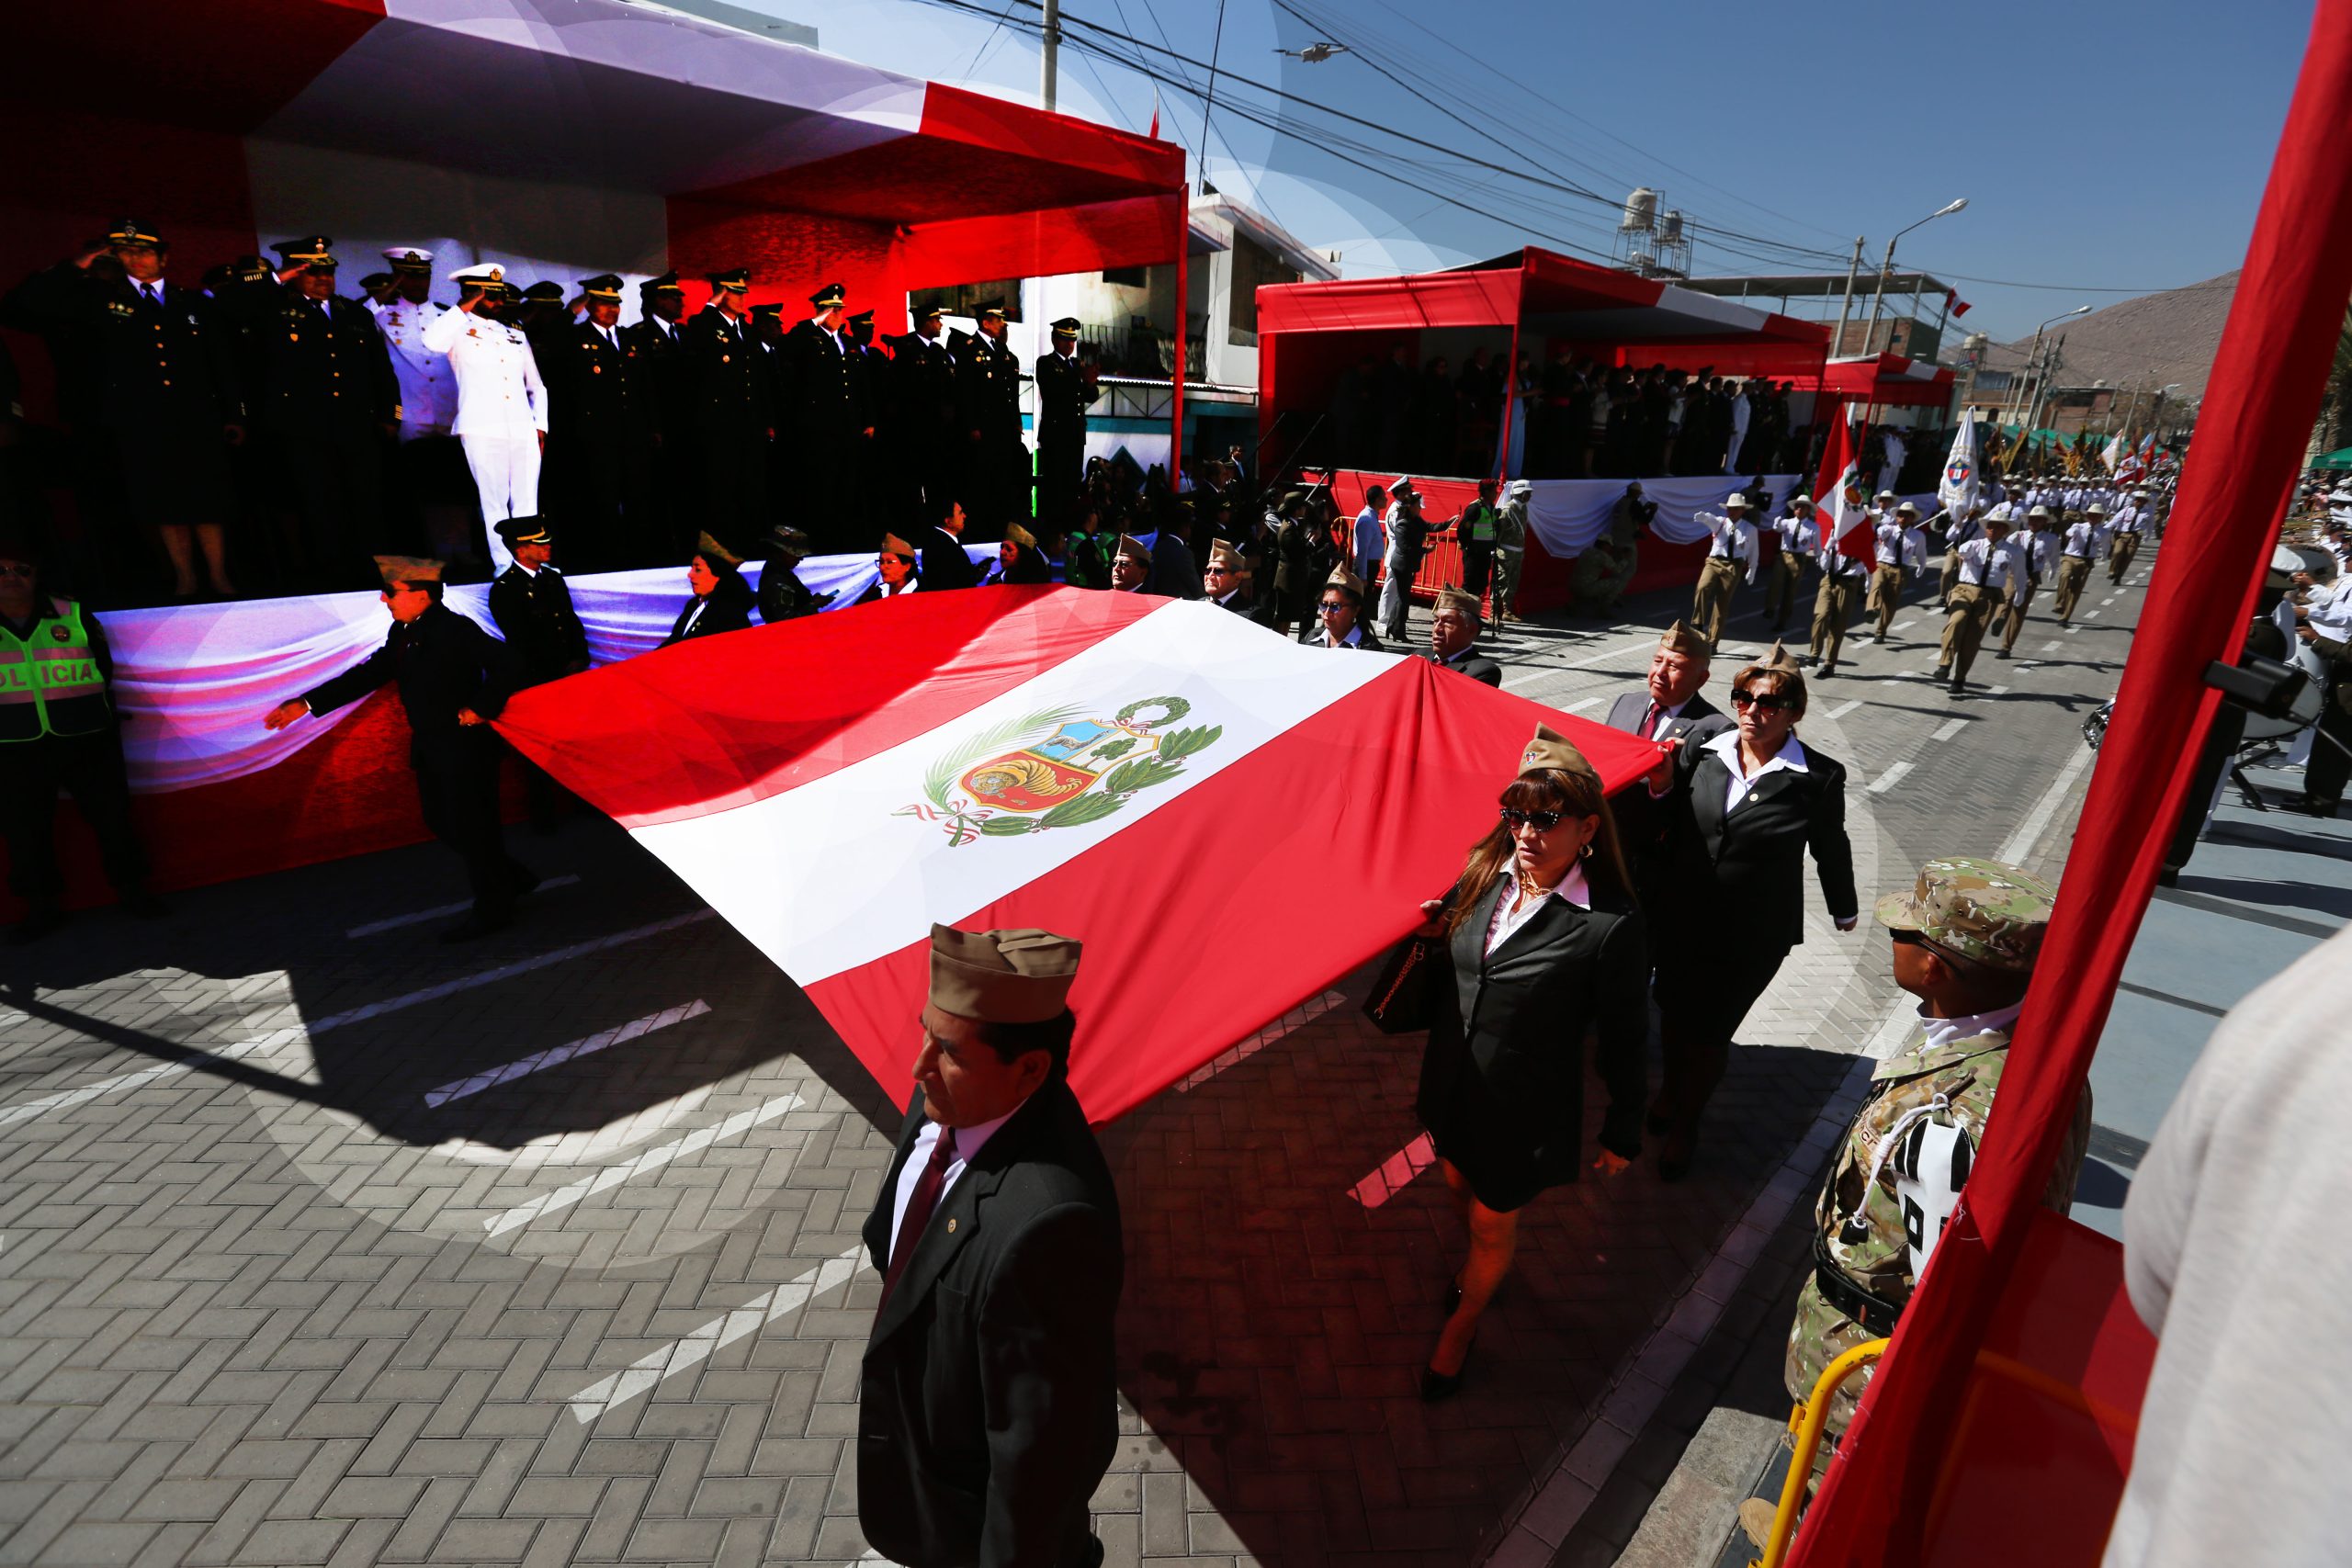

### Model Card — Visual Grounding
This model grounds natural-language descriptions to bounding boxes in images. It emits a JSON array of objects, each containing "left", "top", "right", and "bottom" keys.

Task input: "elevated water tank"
[
  {"left": 1621, "top": 187, "right": 1657, "bottom": 232},
  {"left": 1657, "top": 209, "right": 1684, "bottom": 245}
]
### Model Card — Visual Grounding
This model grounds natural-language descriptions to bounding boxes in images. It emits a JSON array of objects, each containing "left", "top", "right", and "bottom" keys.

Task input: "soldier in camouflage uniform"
[{"left": 1781, "top": 857, "right": 2091, "bottom": 1466}]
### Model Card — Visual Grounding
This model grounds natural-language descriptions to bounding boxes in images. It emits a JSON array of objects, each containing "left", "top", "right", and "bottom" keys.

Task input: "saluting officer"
[
  {"left": 956, "top": 301, "right": 1023, "bottom": 531},
  {"left": 264, "top": 555, "right": 537, "bottom": 943},
  {"left": 889, "top": 302, "right": 960, "bottom": 530},
  {"left": 680, "top": 267, "right": 774, "bottom": 555},
  {"left": 542, "top": 275, "right": 647, "bottom": 571},
  {"left": 373, "top": 246, "right": 478, "bottom": 568},
  {"left": 7, "top": 220, "right": 245, "bottom": 601},
  {"left": 424, "top": 265, "right": 550, "bottom": 575},
  {"left": 622, "top": 274, "right": 694, "bottom": 564},
  {"left": 235, "top": 235, "right": 399, "bottom": 592},
  {"left": 1032, "top": 316, "right": 1099, "bottom": 536}
]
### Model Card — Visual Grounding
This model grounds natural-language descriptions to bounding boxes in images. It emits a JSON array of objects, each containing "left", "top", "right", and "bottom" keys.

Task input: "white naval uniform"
[
  {"left": 376, "top": 299, "right": 457, "bottom": 439},
  {"left": 423, "top": 306, "right": 550, "bottom": 572}
]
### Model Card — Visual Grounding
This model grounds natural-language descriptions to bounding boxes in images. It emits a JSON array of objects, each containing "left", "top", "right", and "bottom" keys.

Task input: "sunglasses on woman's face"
[
  {"left": 1498, "top": 807, "right": 1564, "bottom": 831},
  {"left": 1731, "top": 689, "right": 1796, "bottom": 712}
]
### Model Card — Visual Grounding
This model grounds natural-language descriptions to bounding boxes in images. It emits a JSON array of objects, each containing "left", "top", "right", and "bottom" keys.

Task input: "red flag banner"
[{"left": 1810, "top": 404, "right": 1873, "bottom": 564}]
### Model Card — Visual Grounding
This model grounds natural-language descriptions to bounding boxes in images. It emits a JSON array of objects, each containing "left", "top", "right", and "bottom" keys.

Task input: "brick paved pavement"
[{"left": 0, "top": 558, "right": 2129, "bottom": 1568}]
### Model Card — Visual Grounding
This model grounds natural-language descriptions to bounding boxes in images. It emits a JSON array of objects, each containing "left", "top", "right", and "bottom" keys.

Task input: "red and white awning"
[{"left": 496, "top": 587, "right": 1658, "bottom": 1122}]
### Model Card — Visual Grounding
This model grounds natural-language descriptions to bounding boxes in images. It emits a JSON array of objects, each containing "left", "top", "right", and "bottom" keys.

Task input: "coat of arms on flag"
[{"left": 899, "top": 697, "right": 1225, "bottom": 845}]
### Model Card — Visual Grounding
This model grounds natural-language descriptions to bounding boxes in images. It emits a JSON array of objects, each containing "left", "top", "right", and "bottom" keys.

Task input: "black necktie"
[{"left": 879, "top": 1126, "right": 958, "bottom": 1311}]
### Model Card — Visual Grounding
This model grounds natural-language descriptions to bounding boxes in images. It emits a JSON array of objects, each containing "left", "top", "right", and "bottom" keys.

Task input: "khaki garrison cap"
[{"left": 928, "top": 925, "right": 1083, "bottom": 1023}]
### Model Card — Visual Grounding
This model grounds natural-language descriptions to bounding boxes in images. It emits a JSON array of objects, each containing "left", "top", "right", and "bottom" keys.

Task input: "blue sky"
[{"left": 746, "top": 0, "right": 2313, "bottom": 342}]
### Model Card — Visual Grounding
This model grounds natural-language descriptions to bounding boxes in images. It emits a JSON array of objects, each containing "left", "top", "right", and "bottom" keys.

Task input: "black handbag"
[{"left": 1362, "top": 934, "right": 1438, "bottom": 1034}]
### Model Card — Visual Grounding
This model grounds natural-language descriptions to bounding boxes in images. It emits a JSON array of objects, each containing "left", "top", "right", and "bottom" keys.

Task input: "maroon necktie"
[
  {"left": 879, "top": 1126, "right": 957, "bottom": 1311},
  {"left": 1639, "top": 701, "right": 1661, "bottom": 740}
]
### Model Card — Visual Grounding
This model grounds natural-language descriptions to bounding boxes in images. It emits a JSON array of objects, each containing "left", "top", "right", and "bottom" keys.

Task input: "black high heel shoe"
[{"left": 1420, "top": 1334, "right": 1476, "bottom": 1403}]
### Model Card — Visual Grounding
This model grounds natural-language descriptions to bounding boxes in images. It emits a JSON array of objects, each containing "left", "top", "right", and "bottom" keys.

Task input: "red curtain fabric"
[{"left": 1791, "top": 6, "right": 2352, "bottom": 1560}]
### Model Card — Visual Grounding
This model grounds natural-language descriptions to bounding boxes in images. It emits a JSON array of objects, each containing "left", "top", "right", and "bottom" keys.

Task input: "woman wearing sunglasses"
[
  {"left": 1408, "top": 725, "right": 1646, "bottom": 1399},
  {"left": 1641, "top": 643, "right": 1857, "bottom": 1180}
]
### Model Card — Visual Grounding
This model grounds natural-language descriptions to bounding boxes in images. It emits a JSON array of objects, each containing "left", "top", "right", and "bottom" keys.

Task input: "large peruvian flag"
[
  {"left": 496, "top": 587, "right": 1659, "bottom": 1122},
  {"left": 1813, "top": 405, "right": 1874, "bottom": 564}
]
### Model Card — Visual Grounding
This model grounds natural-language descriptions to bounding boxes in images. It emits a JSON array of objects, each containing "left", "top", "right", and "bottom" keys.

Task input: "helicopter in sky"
[{"left": 1272, "top": 41, "right": 1351, "bottom": 62}]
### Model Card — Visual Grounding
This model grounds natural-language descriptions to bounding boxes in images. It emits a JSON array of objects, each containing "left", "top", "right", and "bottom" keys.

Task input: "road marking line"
[
  {"left": 1990, "top": 684, "right": 2010, "bottom": 695},
  {"left": 0, "top": 912, "right": 718, "bottom": 1131},
  {"left": 481, "top": 1092, "right": 806, "bottom": 1236},
  {"left": 423, "top": 1000, "right": 712, "bottom": 1107},
  {"left": 1349, "top": 1133, "right": 1438, "bottom": 1209},
  {"left": 2084, "top": 609, "right": 2102, "bottom": 620},
  {"left": 2102, "top": 594, "right": 2118, "bottom": 604},
  {"left": 1178, "top": 991, "right": 1346, "bottom": 1092},
  {"left": 346, "top": 876, "right": 582, "bottom": 938},
  {"left": 1565, "top": 696, "right": 1603, "bottom": 713},
  {"left": 1867, "top": 761, "right": 1915, "bottom": 795},
  {"left": 1892, "top": 619, "right": 1917, "bottom": 634},
  {"left": 565, "top": 1245, "right": 865, "bottom": 1423},
  {"left": 1998, "top": 741, "right": 2098, "bottom": 863},
  {"left": 1825, "top": 700, "right": 1862, "bottom": 720},
  {"left": 1929, "top": 717, "right": 1968, "bottom": 742},
  {"left": 2041, "top": 639, "right": 2065, "bottom": 653}
]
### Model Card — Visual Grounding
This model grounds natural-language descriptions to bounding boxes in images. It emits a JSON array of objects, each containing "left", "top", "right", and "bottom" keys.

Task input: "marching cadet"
[
  {"left": 664, "top": 531, "right": 755, "bottom": 644},
  {"left": 1032, "top": 317, "right": 1099, "bottom": 535},
  {"left": 264, "top": 555, "right": 537, "bottom": 943},
  {"left": 238, "top": 235, "right": 398, "bottom": 592},
  {"left": 1203, "top": 537, "right": 1256, "bottom": 615},
  {"left": 1687, "top": 492, "right": 1758, "bottom": 650},
  {"left": 0, "top": 531, "right": 166, "bottom": 944},
  {"left": 778, "top": 282, "right": 865, "bottom": 551},
  {"left": 424, "top": 265, "right": 549, "bottom": 575},
  {"left": 856, "top": 531, "right": 923, "bottom": 604},
  {"left": 1807, "top": 531, "right": 1871, "bottom": 678},
  {"left": 956, "top": 301, "right": 1023, "bottom": 530},
  {"left": 623, "top": 274, "right": 693, "bottom": 563},
  {"left": 1935, "top": 512, "right": 2026, "bottom": 695},
  {"left": 889, "top": 302, "right": 959, "bottom": 529},
  {"left": 1866, "top": 500, "right": 1922, "bottom": 642},
  {"left": 541, "top": 274, "right": 646, "bottom": 571},
  {"left": 757, "top": 523, "right": 833, "bottom": 624},
  {"left": 1766, "top": 494, "right": 1819, "bottom": 632},
  {"left": 2053, "top": 503, "right": 2108, "bottom": 626},
  {"left": 1994, "top": 504, "right": 2059, "bottom": 659},
  {"left": 1937, "top": 501, "right": 1983, "bottom": 606},
  {"left": 6, "top": 220, "right": 245, "bottom": 602},
  {"left": 1771, "top": 858, "right": 2086, "bottom": 1526},
  {"left": 486, "top": 516, "right": 588, "bottom": 829},
  {"left": 2108, "top": 487, "right": 2151, "bottom": 582},
  {"left": 681, "top": 267, "right": 774, "bottom": 555},
  {"left": 373, "top": 247, "right": 475, "bottom": 569}
]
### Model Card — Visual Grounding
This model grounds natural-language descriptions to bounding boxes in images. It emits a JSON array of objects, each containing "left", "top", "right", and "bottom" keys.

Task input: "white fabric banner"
[
  {"left": 1517, "top": 474, "right": 1803, "bottom": 555},
  {"left": 103, "top": 545, "right": 994, "bottom": 796}
]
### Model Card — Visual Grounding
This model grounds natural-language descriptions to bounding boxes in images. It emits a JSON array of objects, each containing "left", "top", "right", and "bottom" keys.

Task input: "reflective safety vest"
[{"left": 0, "top": 596, "right": 111, "bottom": 740}]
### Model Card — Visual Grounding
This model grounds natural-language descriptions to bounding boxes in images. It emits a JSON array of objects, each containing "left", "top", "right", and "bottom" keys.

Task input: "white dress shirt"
[
  {"left": 377, "top": 298, "right": 455, "bottom": 438},
  {"left": 1703, "top": 727, "right": 1810, "bottom": 814},
  {"left": 888, "top": 1101, "right": 1025, "bottom": 1265},
  {"left": 2305, "top": 577, "right": 2352, "bottom": 642},
  {"left": 2013, "top": 530, "right": 2058, "bottom": 578},
  {"left": 1486, "top": 861, "right": 1592, "bottom": 954},
  {"left": 1873, "top": 521, "right": 1909, "bottom": 568},
  {"left": 421, "top": 307, "right": 550, "bottom": 437},
  {"left": 1774, "top": 515, "right": 1821, "bottom": 557},
  {"left": 2062, "top": 520, "right": 2107, "bottom": 558},
  {"left": 1697, "top": 511, "right": 1760, "bottom": 582},
  {"left": 2109, "top": 504, "right": 2147, "bottom": 535},
  {"left": 1953, "top": 536, "right": 2027, "bottom": 597}
]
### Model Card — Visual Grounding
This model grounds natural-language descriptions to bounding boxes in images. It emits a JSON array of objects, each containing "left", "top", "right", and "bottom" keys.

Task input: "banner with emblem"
[
  {"left": 1811, "top": 401, "right": 1873, "bottom": 563},
  {"left": 1937, "top": 418, "right": 1980, "bottom": 521},
  {"left": 496, "top": 587, "right": 1659, "bottom": 1121}
]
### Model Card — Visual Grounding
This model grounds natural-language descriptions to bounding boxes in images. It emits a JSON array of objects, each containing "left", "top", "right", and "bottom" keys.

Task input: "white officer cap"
[
  {"left": 447, "top": 263, "right": 505, "bottom": 286},
  {"left": 383, "top": 246, "right": 435, "bottom": 269}
]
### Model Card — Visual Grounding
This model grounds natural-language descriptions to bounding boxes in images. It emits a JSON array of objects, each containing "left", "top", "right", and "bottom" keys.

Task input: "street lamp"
[
  {"left": 2012, "top": 305, "right": 2093, "bottom": 449},
  {"left": 1860, "top": 198, "right": 1968, "bottom": 355}
]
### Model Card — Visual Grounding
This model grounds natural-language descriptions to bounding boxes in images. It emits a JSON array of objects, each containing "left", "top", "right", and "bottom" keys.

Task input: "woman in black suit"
[
  {"left": 661, "top": 531, "right": 754, "bottom": 647},
  {"left": 1299, "top": 566, "right": 1385, "bottom": 650},
  {"left": 1643, "top": 646, "right": 1857, "bottom": 1179},
  {"left": 1411, "top": 725, "right": 1646, "bottom": 1400}
]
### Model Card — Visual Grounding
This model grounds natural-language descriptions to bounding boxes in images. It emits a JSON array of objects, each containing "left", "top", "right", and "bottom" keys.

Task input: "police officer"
[
  {"left": 263, "top": 555, "right": 537, "bottom": 942},
  {"left": 425, "top": 265, "right": 550, "bottom": 575},
  {"left": 623, "top": 274, "right": 694, "bottom": 565},
  {"left": 1777, "top": 858, "right": 2086, "bottom": 1511},
  {"left": 956, "top": 301, "right": 1023, "bottom": 531},
  {"left": 6, "top": 220, "right": 245, "bottom": 601},
  {"left": 541, "top": 275, "right": 647, "bottom": 571},
  {"left": 890, "top": 302, "right": 960, "bottom": 530},
  {"left": 778, "top": 282, "right": 865, "bottom": 552},
  {"left": 235, "top": 236, "right": 399, "bottom": 591},
  {"left": 1032, "top": 316, "right": 1099, "bottom": 536},
  {"left": 0, "top": 533, "right": 164, "bottom": 943},
  {"left": 1935, "top": 513, "right": 2026, "bottom": 695},
  {"left": 756, "top": 524, "right": 834, "bottom": 624},
  {"left": 681, "top": 268, "right": 774, "bottom": 555}
]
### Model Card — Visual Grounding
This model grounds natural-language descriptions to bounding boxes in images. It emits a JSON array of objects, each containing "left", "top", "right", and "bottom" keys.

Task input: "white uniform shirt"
[
  {"left": 2109, "top": 504, "right": 2147, "bottom": 535},
  {"left": 421, "top": 307, "right": 550, "bottom": 438},
  {"left": 1872, "top": 520, "right": 1911, "bottom": 568},
  {"left": 2305, "top": 577, "right": 2352, "bottom": 642},
  {"left": 2012, "top": 529, "right": 2058, "bottom": 579},
  {"left": 1697, "top": 511, "right": 1760, "bottom": 582},
  {"left": 376, "top": 298, "right": 457, "bottom": 439},
  {"left": 1820, "top": 537, "right": 1871, "bottom": 580},
  {"left": 2063, "top": 520, "right": 2108, "bottom": 559},
  {"left": 1953, "top": 536, "right": 2027, "bottom": 597},
  {"left": 1773, "top": 514, "right": 1821, "bottom": 557}
]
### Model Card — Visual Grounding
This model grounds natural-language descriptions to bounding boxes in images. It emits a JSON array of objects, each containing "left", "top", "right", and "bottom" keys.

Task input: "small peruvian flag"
[{"left": 1813, "top": 405, "right": 1873, "bottom": 563}]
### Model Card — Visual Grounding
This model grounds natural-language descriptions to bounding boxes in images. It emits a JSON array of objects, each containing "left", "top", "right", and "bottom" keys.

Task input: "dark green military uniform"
[
  {"left": 1032, "top": 318, "right": 1099, "bottom": 533},
  {"left": 678, "top": 271, "right": 771, "bottom": 555},
  {"left": 888, "top": 310, "right": 960, "bottom": 529},
  {"left": 955, "top": 306, "right": 1023, "bottom": 529}
]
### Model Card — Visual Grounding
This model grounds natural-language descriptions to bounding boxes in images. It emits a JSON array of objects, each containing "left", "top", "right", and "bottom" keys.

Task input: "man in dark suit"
[
  {"left": 264, "top": 555, "right": 537, "bottom": 942},
  {"left": 918, "top": 499, "right": 982, "bottom": 591},
  {"left": 859, "top": 925, "right": 1121, "bottom": 1568},
  {"left": 1032, "top": 317, "right": 1099, "bottom": 536},
  {"left": 1604, "top": 620, "right": 1730, "bottom": 745},
  {"left": 1424, "top": 587, "right": 1502, "bottom": 684},
  {"left": 679, "top": 267, "right": 772, "bottom": 556},
  {"left": 890, "top": 303, "right": 961, "bottom": 531},
  {"left": 956, "top": 302, "right": 1023, "bottom": 531},
  {"left": 622, "top": 274, "right": 693, "bottom": 564},
  {"left": 1203, "top": 537, "right": 1257, "bottom": 616}
]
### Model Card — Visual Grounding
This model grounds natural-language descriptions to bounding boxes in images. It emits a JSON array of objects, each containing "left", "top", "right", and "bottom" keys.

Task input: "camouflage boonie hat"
[{"left": 1873, "top": 856, "right": 2055, "bottom": 971}]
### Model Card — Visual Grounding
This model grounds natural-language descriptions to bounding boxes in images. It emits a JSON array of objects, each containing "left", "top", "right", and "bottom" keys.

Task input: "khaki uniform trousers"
[
  {"left": 2109, "top": 530, "right": 2141, "bottom": 582},
  {"left": 1810, "top": 575, "right": 1861, "bottom": 667},
  {"left": 1940, "top": 582, "right": 1995, "bottom": 682},
  {"left": 1939, "top": 547, "right": 1964, "bottom": 604},
  {"left": 2052, "top": 556, "right": 2092, "bottom": 623},
  {"left": 1996, "top": 579, "right": 2036, "bottom": 653},
  {"left": 1868, "top": 564, "right": 1904, "bottom": 636},
  {"left": 1690, "top": 555, "right": 1741, "bottom": 647},
  {"left": 1492, "top": 546, "right": 1523, "bottom": 618}
]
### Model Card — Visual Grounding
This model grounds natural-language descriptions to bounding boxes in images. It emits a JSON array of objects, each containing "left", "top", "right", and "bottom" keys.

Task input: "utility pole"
[
  {"left": 1039, "top": 0, "right": 1059, "bottom": 112},
  {"left": 1829, "top": 237, "right": 1865, "bottom": 358}
]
